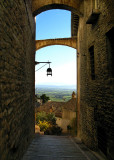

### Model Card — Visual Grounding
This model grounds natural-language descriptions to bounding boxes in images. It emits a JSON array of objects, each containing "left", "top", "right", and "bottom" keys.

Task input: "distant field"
[{"left": 35, "top": 85, "right": 76, "bottom": 102}]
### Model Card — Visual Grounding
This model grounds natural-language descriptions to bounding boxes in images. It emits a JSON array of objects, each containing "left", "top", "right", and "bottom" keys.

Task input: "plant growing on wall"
[{"left": 67, "top": 118, "right": 77, "bottom": 135}]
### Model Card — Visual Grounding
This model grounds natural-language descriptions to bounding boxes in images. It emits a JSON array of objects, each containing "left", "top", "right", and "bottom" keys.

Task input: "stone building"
[
  {"left": 35, "top": 101, "right": 64, "bottom": 118},
  {"left": 35, "top": 92, "right": 76, "bottom": 133},
  {"left": 0, "top": 0, "right": 114, "bottom": 160},
  {"left": 57, "top": 92, "right": 76, "bottom": 133}
]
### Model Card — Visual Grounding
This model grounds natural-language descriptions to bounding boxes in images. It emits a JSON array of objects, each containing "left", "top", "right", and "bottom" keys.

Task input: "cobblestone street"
[{"left": 22, "top": 135, "right": 100, "bottom": 160}]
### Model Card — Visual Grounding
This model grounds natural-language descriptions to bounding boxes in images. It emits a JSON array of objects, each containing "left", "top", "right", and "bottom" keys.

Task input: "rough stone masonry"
[{"left": 0, "top": 1, "right": 35, "bottom": 160}]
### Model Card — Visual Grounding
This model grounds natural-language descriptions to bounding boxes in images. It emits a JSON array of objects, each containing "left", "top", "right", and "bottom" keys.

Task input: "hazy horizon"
[{"left": 35, "top": 84, "right": 77, "bottom": 90}]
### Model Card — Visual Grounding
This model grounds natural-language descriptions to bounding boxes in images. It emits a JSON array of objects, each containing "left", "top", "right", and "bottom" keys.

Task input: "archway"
[
  {"left": 33, "top": 0, "right": 81, "bottom": 40},
  {"left": 35, "top": 38, "right": 77, "bottom": 51},
  {"left": 35, "top": 45, "right": 77, "bottom": 87},
  {"left": 35, "top": 7, "right": 78, "bottom": 135},
  {"left": 32, "top": 0, "right": 83, "bottom": 16}
]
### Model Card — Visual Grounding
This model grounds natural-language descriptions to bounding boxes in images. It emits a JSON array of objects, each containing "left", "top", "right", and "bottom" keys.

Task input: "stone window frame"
[
  {"left": 106, "top": 27, "right": 114, "bottom": 78},
  {"left": 89, "top": 45, "right": 95, "bottom": 80}
]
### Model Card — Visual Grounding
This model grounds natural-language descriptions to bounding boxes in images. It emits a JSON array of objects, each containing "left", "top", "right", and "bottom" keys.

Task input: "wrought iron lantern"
[
  {"left": 35, "top": 61, "right": 52, "bottom": 76},
  {"left": 47, "top": 65, "right": 52, "bottom": 76}
]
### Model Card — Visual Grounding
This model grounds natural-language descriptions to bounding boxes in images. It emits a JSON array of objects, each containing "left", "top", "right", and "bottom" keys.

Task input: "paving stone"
[{"left": 22, "top": 135, "right": 100, "bottom": 160}]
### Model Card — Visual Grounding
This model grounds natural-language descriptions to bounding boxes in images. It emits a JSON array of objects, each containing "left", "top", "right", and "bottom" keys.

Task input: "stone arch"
[
  {"left": 32, "top": 0, "right": 83, "bottom": 16},
  {"left": 35, "top": 38, "right": 77, "bottom": 51}
]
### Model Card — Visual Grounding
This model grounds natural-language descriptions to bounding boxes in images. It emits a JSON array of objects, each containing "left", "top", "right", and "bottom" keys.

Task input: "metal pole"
[
  {"left": 35, "top": 61, "right": 52, "bottom": 72},
  {"left": 35, "top": 61, "right": 51, "bottom": 65},
  {"left": 35, "top": 63, "right": 48, "bottom": 72}
]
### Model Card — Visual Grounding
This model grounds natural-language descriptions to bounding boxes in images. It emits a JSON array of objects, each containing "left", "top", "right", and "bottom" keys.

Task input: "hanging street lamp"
[
  {"left": 35, "top": 61, "right": 52, "bottom": 76},
  {"left": 47, "top": 63, "right": 52, "bottom": 76}
]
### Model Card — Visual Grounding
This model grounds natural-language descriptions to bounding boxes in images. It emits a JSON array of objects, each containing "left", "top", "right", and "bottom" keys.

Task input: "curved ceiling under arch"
[
  {"left": 35, "top": 38, "right": 77, "bottom": 51},
  {"left": 32, "top": 0, "right": 83, "bottom": 17}
]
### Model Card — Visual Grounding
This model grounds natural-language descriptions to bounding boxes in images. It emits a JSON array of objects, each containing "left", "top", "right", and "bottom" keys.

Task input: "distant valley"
[{"left": 35, "top": 85, "right": 77, "bottom": 102}]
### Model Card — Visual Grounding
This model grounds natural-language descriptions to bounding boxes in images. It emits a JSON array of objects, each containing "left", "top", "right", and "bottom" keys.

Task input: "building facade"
[{"left": 76, "top": 2, "right": 114, "bottom": 160}]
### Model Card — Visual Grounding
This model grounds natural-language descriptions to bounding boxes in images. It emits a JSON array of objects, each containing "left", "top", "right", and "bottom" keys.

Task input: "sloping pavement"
[{"left": 22, "top": 134, "right": 101, "bottom": 160}]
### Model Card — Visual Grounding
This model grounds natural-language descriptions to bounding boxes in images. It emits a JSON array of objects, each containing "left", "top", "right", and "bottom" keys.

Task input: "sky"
[{"left": 35, "top": 9, "right": 77, "bottom": 86}]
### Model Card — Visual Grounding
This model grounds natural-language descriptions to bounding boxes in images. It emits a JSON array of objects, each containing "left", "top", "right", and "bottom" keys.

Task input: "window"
[
  {"left": 94, "top": 105, "right": 97, "bottom": 121},
  {"left": 106, "top": 27, "right": 114, "bottom": 78},
  {"left": 89, "top": 46, "right": 95, "bottom": 80}
]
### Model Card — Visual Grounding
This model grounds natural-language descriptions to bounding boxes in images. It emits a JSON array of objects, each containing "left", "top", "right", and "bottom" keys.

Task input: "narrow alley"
[
  {"left": 1, "top": 1, "right": 114, "bottom": 160},
  {"left": 22, "top": 134, "right": 100, "bottom": 160}
]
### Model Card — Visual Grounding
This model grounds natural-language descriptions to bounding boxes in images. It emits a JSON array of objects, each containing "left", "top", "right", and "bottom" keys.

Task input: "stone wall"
[
  {"left": 56, "top": 110, "right": 76, "bottom": 133},
  {"left": 0, "top": 0, "right": 35, "bottom": 160},
  {"left": 77, "top": 0, "right": 114, "bottom": 159},
  {"left": 62, "top": 109, "right": 76, "bottom": 120}
]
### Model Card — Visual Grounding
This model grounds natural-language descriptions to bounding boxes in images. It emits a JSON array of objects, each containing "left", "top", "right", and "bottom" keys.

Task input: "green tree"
[
  {"left": 36, "top": 112, "right": 56, "bottom": 125},
  {"left": 36, "top": 112, "right": 47, "bottom": 123},
  {"left": 36, "top": 112, "right": 62, "bottom": 135},
  {"left": 40, "top": 94, "right": 50, "bottom": 103},
  {"left": 46, "top": 113, "right": 56, "bottom": 125}
]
